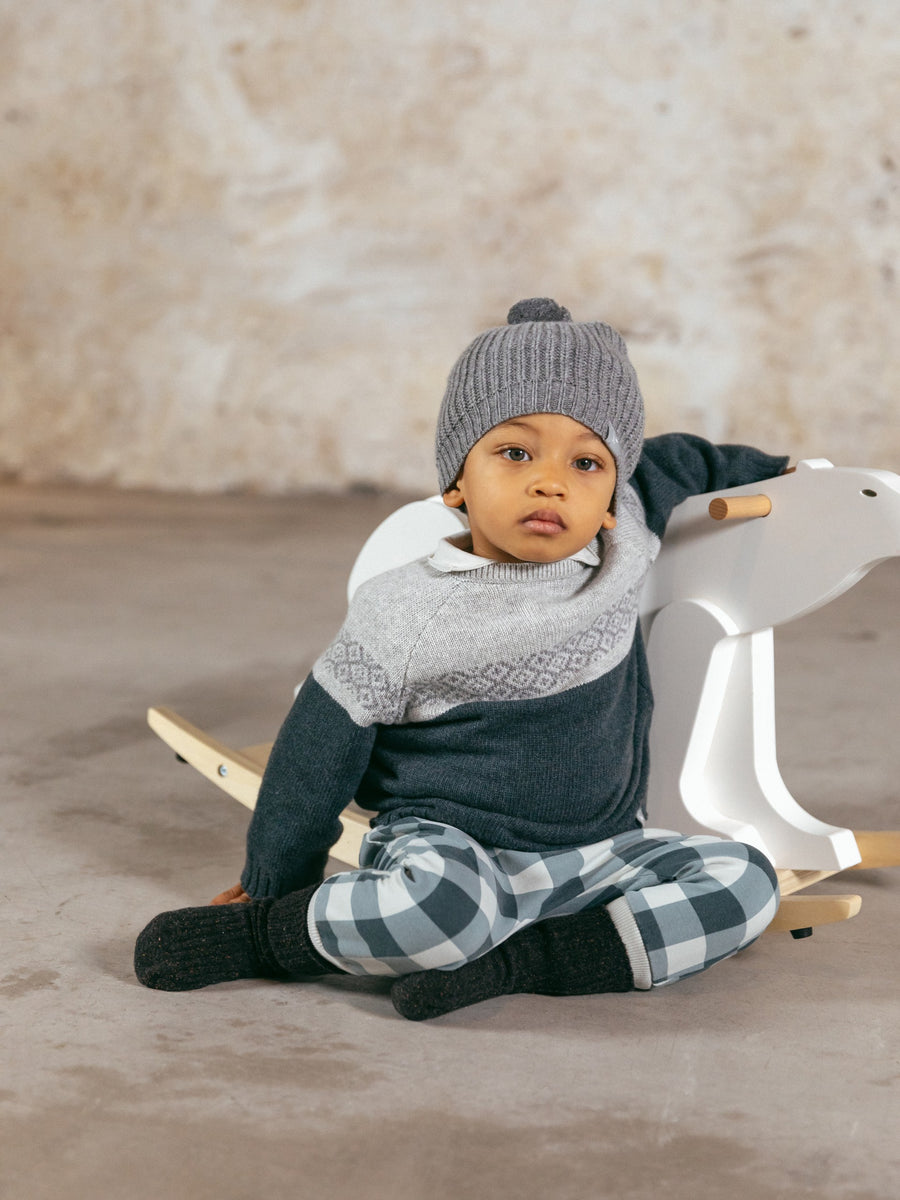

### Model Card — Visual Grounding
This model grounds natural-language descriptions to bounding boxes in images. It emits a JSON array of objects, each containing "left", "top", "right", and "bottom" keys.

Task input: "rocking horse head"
[{"left": 642, "top": 459, "right": 900, "bottom": 634}]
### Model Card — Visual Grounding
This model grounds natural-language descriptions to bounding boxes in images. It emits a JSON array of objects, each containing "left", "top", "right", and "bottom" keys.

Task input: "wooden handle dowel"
[{"left": 708, "top": 494, "right": 772, "bottom": 521}]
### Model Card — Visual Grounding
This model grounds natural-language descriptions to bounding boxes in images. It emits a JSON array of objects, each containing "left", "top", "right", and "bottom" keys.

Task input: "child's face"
[{"left": 442, "top": 413, "right": 617, "bottom": 564}]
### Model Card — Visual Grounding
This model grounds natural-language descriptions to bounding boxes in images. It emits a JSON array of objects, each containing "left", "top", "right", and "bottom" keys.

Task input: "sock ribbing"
[{"left": 134, "top": 901, "right": 282, "bottom": 992}]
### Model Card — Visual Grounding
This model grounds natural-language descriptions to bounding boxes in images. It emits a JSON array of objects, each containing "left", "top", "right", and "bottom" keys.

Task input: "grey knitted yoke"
[
  {"left": 241, "top": 434, "right": 789, "bottom": 899},
  {"left": 316, "top": 484, "right": 653, "bottom": 727}
]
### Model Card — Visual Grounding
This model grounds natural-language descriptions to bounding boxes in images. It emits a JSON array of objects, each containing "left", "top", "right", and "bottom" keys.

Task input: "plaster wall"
[{"left": 1, "top": 1, "right": 898, "bottom": 494}]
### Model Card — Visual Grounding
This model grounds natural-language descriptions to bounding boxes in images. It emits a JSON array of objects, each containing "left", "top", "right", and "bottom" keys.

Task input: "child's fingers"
[{"left": 210, "top": 882, "right": 249, "bottom": 905}]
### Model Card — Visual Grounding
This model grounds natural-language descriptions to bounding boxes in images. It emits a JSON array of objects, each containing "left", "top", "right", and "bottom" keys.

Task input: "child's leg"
[
  {"left": 307, "top": 818, "right": 533, "bottom": 975},
  {"left": 135, "top": 816, "right": 515, "bottom": 990},
  {"left": 308, "top": 816, "right": 655, "bottom": 977},
  {"left": 391, "top": 830, "right": 779, "bottom": 1018},
  {"left": 136, "top": 825, "right": 777, "bottom": 1005},
  {"left": 134, "top": 885, "right": 341, "bottom": 991},
  {"left": 598, "top": 831, "right": 780, "bottom": 988},
  {"left": 135, "top": 816, "right": 516, "bottom": 990}
]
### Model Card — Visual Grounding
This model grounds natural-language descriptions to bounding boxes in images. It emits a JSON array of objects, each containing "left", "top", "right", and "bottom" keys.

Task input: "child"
[{"left": 135, "top": 297, "right": 784, "bottom": 1019}]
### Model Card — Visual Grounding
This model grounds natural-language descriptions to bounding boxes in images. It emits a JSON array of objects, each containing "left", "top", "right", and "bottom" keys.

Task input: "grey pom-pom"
[{"left": 507, "top": 298, "right": 572, "bottom": 324}]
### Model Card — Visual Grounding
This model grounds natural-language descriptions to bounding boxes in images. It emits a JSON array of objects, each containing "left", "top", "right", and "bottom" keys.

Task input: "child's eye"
[
  {"left": 501, "top": 447, "right": 530, "bottom": 462},
  {"left": 573, "top": 457, "right": 601, "bottom": 472}
]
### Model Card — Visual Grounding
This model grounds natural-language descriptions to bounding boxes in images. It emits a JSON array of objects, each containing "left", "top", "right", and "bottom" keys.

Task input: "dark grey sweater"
[{"left": 241, "top": 434, "right": 788, "bottom": 899}]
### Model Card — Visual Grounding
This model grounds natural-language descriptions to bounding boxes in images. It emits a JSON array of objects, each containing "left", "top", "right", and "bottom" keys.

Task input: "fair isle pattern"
[
  {"left": 317, "top": 637, "right": 405, "bottom": 724},
  {"left": 404, "top": 581, "right": 641, "bottom": 719},
  {"left": 316, "top": 580, "right": 642, "bottom": 727}
]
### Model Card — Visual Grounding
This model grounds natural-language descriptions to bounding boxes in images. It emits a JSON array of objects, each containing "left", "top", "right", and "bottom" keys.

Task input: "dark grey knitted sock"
[
  {"left": 390, "top": 904, "right": 634, "bottom": 1020},
  {"left": 134, "top": 884, "right": 339, "bottom": 992},
  {"left": 266, "top": 886, "right": 342, "bottom": 978}
]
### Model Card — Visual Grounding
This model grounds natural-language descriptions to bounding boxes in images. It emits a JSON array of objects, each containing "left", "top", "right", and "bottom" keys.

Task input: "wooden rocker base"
[{"left": 147, "top": 705, "right": 900, "bottom": 939}]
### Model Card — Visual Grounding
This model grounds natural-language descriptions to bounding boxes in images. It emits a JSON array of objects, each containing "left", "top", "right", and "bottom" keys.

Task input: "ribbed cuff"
[
  {"left": 241, "top": 849, "right": 329, "bottom": 900},
  {"left": 305, "top": 901, "right": 345, "bottom": 970},
  {"left": 606, "top": 896, "right": 653, "bottom": 990}
]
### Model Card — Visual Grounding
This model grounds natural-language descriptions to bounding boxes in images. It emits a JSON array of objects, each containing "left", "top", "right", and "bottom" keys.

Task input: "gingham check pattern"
[{"left": 309, "top": 819, "right": 779, "bottom": 984}]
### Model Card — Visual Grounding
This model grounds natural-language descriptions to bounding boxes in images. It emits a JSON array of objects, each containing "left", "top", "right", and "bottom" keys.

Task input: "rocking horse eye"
[{"left": 861, "top": 489, "right": 878, "bottom": 497}]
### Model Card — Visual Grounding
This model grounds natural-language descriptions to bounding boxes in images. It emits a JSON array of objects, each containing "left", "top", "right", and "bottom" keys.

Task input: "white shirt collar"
[{"left": 428, "top": 531, "right": 601, "bottom": 574}]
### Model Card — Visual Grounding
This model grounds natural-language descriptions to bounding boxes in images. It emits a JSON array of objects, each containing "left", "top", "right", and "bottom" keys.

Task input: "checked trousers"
[{"left": 306, "top": 818, "right": 780, "bottom": 989}]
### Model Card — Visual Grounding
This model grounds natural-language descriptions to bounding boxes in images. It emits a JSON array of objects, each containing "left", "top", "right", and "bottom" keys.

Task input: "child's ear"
[
  {"left": 443, "top": 484, "right": 465, "bottom": 509},
  {"left": 600, "top": 512, "right": 617, "bottom": 530}
]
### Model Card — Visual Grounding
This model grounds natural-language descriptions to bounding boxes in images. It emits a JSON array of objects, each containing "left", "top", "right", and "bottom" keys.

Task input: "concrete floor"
[{"left": 1, "top": 482, "right": 898, "bottom": 1200}]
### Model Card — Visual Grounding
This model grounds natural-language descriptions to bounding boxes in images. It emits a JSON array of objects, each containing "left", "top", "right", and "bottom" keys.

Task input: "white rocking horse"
[{"left": 149, "top": 459, "right": 900, "bottom": 938}]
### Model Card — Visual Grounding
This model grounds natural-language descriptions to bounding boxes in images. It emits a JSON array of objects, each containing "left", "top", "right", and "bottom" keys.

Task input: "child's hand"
[{"left": 211, "top": 882, "right": 251, "bottom": 905}]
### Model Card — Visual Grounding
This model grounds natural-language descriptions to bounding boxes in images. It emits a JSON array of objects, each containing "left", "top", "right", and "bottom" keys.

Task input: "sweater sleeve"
[
  {"left": 240, "top": 675, "right": 377, "bottom": 899},
  {"left": 630, "top": 432, "right": 790, "bottom": 538}
]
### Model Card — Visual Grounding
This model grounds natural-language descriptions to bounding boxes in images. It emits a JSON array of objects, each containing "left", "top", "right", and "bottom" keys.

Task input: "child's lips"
[{"left": 521, "top": 509, "right": 567, "bottom": 534}]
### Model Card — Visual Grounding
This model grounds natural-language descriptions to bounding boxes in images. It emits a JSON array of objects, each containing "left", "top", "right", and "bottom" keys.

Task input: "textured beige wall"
[{"left": 1, "top": 1, "right": 898, "bottom": 494}]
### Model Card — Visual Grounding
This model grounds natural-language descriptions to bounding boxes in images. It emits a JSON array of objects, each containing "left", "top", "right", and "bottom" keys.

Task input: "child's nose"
[{"left": 529, "top": 468, "right": 566, "bottom": 497}]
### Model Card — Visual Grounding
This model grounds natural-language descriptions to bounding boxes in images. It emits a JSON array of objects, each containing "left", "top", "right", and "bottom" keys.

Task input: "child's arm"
[
  {"left": 225, "top": 564, "right": 422, "bottom": 902},
  {"left": 631, "top": 433, "right": 790, "bottom": 539},
  {"left": 236, "top": 675, "right": 378, "bottom": 901}
]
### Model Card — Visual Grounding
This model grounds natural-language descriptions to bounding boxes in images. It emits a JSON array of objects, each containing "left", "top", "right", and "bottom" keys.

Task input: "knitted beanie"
[{"left": 435, "top": 298, "right": 645, "bottom": 496}]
